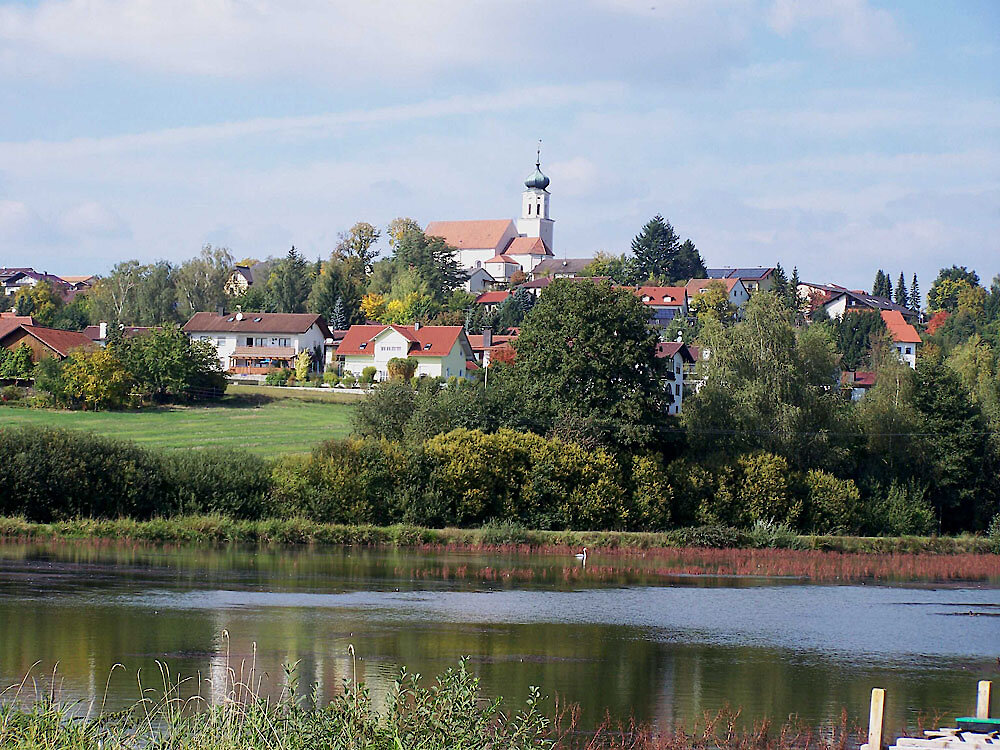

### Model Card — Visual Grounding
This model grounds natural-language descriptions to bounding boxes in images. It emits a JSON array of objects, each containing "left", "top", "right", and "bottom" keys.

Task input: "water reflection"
[{"left": 0, "top": 540, "right": 997, "bottom": 733}]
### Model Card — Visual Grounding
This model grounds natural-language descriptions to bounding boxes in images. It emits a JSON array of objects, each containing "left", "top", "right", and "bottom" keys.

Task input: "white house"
[
  {"left": 631, "top": 286, "right": 689, "bottom": 328},
  {"left": 460, "top": 266, "right": 496, "bottom": 294},
  {"left": 814, "top": 287, "right": 919, "bottom": 322},
  {"left": 706, "top": 267, "right": 775, "bottom": 293},
  {"left": 685, "top": 278, "right": 751, "bottom": 312},
  {"left": 880, "top": 310, "right": 920, "bottom": 368},
  {"left": 338, "top": 324, "right": 476, "bottom": 381},
  {"left": 656, "top": 342, "right": 696, "bottom": 415},
  {"left": 183, "top": 312, "right": 330, "bottom": 378},
  {"left": 424, "top": 155, "right": 555, "bottom": 275}
]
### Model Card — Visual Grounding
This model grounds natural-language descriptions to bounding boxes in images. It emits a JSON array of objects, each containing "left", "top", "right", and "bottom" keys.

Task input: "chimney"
[
  {"left": 413, "top": 321, "right": 421, "bottom": 330},
  {"left": 99, "top": 321, "right": 107, "bottom": 340},
  {"left": 482, "top": 327, "right": 492, "bottom": 348}
]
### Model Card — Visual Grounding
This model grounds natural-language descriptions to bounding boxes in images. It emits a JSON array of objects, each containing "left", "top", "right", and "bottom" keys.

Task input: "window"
[
  {"left": 528, "top": 204, "right": 533, "bottom": 216},
  {"left": 246, "top": 337, "right": 253, "bottom": 346},
  {"left": 217, "top": 337, "right": 225, "bottom": 347},
  {"left": 675, "top": 384, "right": 681, "bottom": 395},
  {"left": 905, "top": 346, "right": 912, "bottom": 354}
]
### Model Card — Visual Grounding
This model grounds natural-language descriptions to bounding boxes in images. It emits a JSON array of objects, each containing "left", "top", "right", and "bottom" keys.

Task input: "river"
[{"left": 0, "top": 540, "right": 997, "bottom": 733}]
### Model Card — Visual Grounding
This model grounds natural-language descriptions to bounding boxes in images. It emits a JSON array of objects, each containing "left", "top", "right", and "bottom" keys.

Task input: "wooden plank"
[
  {"left": 978, "top": 681, "right": 992, "bottom": 720},
  {"left": 870, "top": 688, "right": 886, "bottom": 750}
]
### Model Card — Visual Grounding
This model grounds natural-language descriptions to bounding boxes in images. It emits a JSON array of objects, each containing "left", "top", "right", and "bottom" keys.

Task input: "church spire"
[{"left": 524, "top": 141, "right": 550, "bottom": 190}]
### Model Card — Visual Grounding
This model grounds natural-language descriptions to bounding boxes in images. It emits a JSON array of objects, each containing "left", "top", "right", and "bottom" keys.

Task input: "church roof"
[
  {"left": 504, "top": 236, "right": 552, "bottom": 256},
  {"left": 524, "top": 164, "right": 550, "bottom": 190},
  {"left": 424, "top": 220, "right": 516, "bottom": 252},
  {"left": 485, "top": 253, "right": 519, "bottom": 264}
]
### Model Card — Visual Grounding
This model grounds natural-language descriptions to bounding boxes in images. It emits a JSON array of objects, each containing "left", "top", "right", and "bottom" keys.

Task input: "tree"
[
  {"left": 393, "top": 230, "right": 463, "bottom": 302},
  {"left": 330, "top": 297, "right": 348, "bottom": 330},
  {"left": 387, "top": 217, "right": 422, "bottom": 251},
  {"left": 336, "top": 222, "right": 381, "bottom": 268},
  {"left": 872, "top": 270, "right": 886, "bottom": 297},
  {"left": 688, "top": 280, "right": 736, "bottom": 326},
  {"left": 0, "top": 344, "right": 34, "bottom": 379},
  {"left": 175, "top": 245, "right": 234, "bottom": 322},
  {"left": 894, "top": 273, "right": 908, "bottom": 308},
  {"left": 834, "top": 310, "right": 887, "bottom": 370},
  {"left": 582, "top": 252, "right": 638, "bottom": 284},
  {"left": 13, "top": 281, "right": 64, "bottom": 327},
  {"left": 630, "top": 216, "right": 704, "bottom": 283},
  {"left": 62, "top": 347, "right": 132, "bottom": 410},
  {"left": 910, "top": 274, "right": 921, "bottom": 310},
  {"left": 267, "top": 247, "right": 311, "bottom": 313},
  {"left": 928, "top": 266, "right": 980, "bottom": 312},
  {"left": 510, "top": 280, "right": 669, "bottom": 449},
  {"left": 387, "top": 357, "right": 418, "bottom": 381},
  {"left": 53, "top": 292, "right": 93, "bottom": 330},
  {"left": 295, "top": 350, "right": 312, "bottom": 381},
  {"left": 684, "top": 292, "right": 846, "bottom": 470},
  {"left": 135, "top": 260, "right": 180, "bottom": 324},
  {"left": 111, "top": 326, "right": 226, "bottom": 401},
  {"left": 308, "top": 259, "right": 348, "bottom": 321}
]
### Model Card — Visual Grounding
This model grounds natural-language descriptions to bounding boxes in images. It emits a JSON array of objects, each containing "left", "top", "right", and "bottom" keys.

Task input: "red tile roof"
[
  {"left": 475, "top": 291, "right": 512, "bottom": 305},
  {"left": 686, "top": 278, "right": 739, "bottom": 294},
  {"left": 633, "top": 286, "right": 688, "bottom": 306},
  {"left": 880, "top": 310, "right": 921, "bottom": 344},
  {"left": 337, "top": 324, "right": 467, "bottom": 358},
  {"left": 424, "top": 220, "right": 516, "bottom": 251},
  {"left": 655, "top": 342, "right": 695, "bottom": 362},
  {"left": 0, "top": 314, "right": 35, "bottom": 339},
  {"left": 466, "top": 334, "right": 516, "bottom": 350},
  {"left": 504, "top": 236, "right": 552, "bottom": 256},
  {"left": 842, "top": 371, "right": 877, "bottom": 387},
  {"left": 0, "top": 324, "right": 95, "bottom": 357},
  {"left": 183, "top": 312, "right": 331, "bottom": 337},
  {"left": 484, "top": 254, "right": 519, "bottom": 264}
]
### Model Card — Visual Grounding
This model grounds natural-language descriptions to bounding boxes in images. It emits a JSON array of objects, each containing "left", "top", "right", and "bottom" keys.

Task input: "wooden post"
[
  {"left": 977, "top": 680, "right": 992, "bottom": 720},
  {"left": 868, "top": 688, "right": 886, "bottom": 750}
]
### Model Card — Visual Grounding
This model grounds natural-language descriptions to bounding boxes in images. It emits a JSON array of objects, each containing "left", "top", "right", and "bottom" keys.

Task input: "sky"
[{"left": 0, "top": 0, "right": 997, "bottom": 291}]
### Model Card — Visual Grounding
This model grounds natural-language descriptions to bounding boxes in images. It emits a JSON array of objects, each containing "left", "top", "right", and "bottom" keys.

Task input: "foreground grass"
[
  {"left": 0, "top": 398, "right": 354, "bottom": 455},
  {"left": 225, "top": 382, "right": 368, "bottom": 403},
  {"left": 0, "top": 655, "right": 852, "bottom": 750},
  {"left": 2, "top": 516, "right": 996, "bottom": 562}
]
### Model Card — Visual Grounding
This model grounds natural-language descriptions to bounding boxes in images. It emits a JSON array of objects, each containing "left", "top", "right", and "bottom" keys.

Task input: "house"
[
  {"left": 880, "top": 310, "right": 920, "bottom": 368},
  {"left": 467, "top": 328, "right": 517, "bottom": 368},
  {"left": 183, "top": 312, "right": 331, "bottom": 378},
  {"left": 223, "top": 261, "right": 276, "bottom": 296},
  {"left": 815, "top": 287, "right": 918, "bottom": 322},
  {"left": 655, "top": 342, "right": 696, "bottom": 415},
  {"left": 841, "top": 370, "right": 877, "bottom": 401},
  {"left": 685, "top": 278, "right": 751, "bottom": 311},
  {"left": 0, "top": 268, "right": 76, "bottom": 301},
  {"left": 483, "top": 254, "right": 523, "bottom": 284},
  {"left": 631, "top": 286, "right": 689, "bottom": 327},
  {"left": 474, "top": 291, "right": 512, "bottom": 311},
  {"left": 460, "top": 266, "right": 496, "bottom": 294},
  {"left": 425, "top": 155, "right": 555, "bottom": 274},
  {"left": 531, "top": 257, "right": 594, "bottom": 280},
  {"left": 0, "top": 311, "right": 35, "bottom": 338},
  {"left": 706, "top": 267, "right": 775, "bottom": 293},
  {"left": 0, "top": 324, "right": 95, "bottom": 361},
  {"left": 83, "top": 322, "right": 156, "bottom": 346},
  {"left": 338, "top": 323, "right": 476, "bottom": 381}
]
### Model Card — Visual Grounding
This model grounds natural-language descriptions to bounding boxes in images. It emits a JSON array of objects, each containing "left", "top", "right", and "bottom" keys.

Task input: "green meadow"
[{"left": 0, "top": 391, "right": 356, "bottom": 455}]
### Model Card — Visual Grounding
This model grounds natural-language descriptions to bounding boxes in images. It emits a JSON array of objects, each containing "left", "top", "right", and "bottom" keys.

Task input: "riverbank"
[{"left": 2, "top": 515, "right": 995, "bottom": 556}]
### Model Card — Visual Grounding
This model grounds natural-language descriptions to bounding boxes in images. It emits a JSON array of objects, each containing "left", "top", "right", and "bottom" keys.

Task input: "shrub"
[
  {"left": 746, "top": 519, "right": 803, "bottom": 549},
  {"left": 804, "top": 469, "right": 862, "bottom": 534},
  {"left": 630, "top": 454, "right": 674, "bottom": 530},
  {"left": 870, "top": 480, "right": 937, "bottom": 535},
  {"left": 323, "top": 371, "right": 340, "bottom": 386},
  {"left": 361, "top": 366, "right": 378, "bottom": 385},
  {"left": 161, "top": 449, "right": 273, "bottom": 518},
  {"left": 387, "top": 357, "right": 418, "bottom": 381},
  {"left": 352, "top": 381, "right": 417, "bottom": 441},
  {"left": 61, "top": 348, "right": 133, "bottom": 410},
  {"left": 0, "top": 427, "right": 168, "bottom": 521},
  {"left": 0, "top": 385, "right": 25, "bottom": 402},
  {"left": 341, "top": 373, "right": 358, "bottom": 388}
]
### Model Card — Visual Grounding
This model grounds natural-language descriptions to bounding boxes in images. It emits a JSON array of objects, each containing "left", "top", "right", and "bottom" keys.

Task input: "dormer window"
[
  {"left": 424, "top": 343, "right": 432, "bottom": 350},
  {"left": 663, "top": 296, "right": 673, "bottom": 302},
  {"left": 359, "top": 342, "right": 367, "bottom": 349},
  {"left": 227, "top": 317, "right": 235, "bottom": 322},
  {"left": 642, "top": 295, "right": 651, "bottom": 302},
  {"left": 254, "top": 317, "right": 262, "bottom": 322}
]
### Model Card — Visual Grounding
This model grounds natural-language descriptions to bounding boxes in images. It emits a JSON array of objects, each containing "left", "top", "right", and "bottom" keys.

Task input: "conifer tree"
[
  {"left": 911, "top": 274, "right": 921, "bottom": 310},
  {"left": 872, "top": 270, "right": 886, "bottom": 296},
  {"left": 330, "top": 297, "right": 347, "bottom": 330},
  {"left": 267, "top": 246, "right": 311, "bottom": 313},
  {"left": 630, "top": 216, "right": 705, "bottom": 282},
  {"left": 894, "top": 272, "right": 908, "bottom": 307},
  {"left": 885, "top": 274, "right": 893, "bottom": 300}
]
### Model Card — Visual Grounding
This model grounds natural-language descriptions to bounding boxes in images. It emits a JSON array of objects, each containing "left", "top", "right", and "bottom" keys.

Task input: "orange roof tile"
[
  {"left": 686, "top": 278, "right": 739, "bottom": 294},
  {"left": 424, "top": 220, "right": 516, "bottom": 251},
  {"left": 880, "top": 310, "right": 921, "bottom": 344},
  {"left": 485, "top": 254, "right": 519, "bottom": 264},
  {"left": 632, "top": 286, "right": 687, "bottom": 306},
  {"left": 475, "top": 291, "right": 512, "bottom": 305},
  {"left": 337, "top": 324, "right": 467, "bottom": 358},
  {"left": 504, "top": 236, "right": 552, "bottom": 256}
]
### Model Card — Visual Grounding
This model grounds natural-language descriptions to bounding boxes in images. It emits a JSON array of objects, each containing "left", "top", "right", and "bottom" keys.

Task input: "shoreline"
[{"left": 1, "top": 515, "right": 995, "bottom": 556}]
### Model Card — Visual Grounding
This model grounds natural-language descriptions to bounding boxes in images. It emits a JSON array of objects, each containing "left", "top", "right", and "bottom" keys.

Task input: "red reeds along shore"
[{"left": 403, "top": 547, "right": 1000, "bottom": 584}]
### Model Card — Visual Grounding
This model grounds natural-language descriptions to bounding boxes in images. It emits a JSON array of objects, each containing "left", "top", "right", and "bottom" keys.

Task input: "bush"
[
  {"left": 352, "top": 381, "right": 417, "bottom": 441},
  {"left": 869, "top": 480, "right": 937, "bottom": 535},
  {"left": 698, "top": 453, "right": 800, "bottom": 528},
  {"left": 323, "top": 371, "right": 339, "bottom": 386},
  {"left": 265, "top": 369, "right": 291, "bottom": 386},
  {"left": 0, "top": 427, "right": 168, "bottom": 521},
  {"left": 746, "top": 519, "right": 803, "bottom": 549},
  {"left": 161, "top": 449, "right": 273, "bottom": 518},
  {"left": 630, "top": 454, "right": 674, "bottom": 530},
  {"left": 804, "top": 469, "right": 862, "bottom": 534},
  {"left": 341, "top": 373, "right": 357, "bottom": 388},
  {"left": 0, "top": 385, "right": 25, "bottom": 402},
  {"left": 361, "top": 366, "right": 378, "bottom": 385}
]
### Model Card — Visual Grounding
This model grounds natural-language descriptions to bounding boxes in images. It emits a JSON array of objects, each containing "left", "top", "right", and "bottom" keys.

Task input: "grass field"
[{"left": 0, "top": 396, "right": 355, "bottom": 455}]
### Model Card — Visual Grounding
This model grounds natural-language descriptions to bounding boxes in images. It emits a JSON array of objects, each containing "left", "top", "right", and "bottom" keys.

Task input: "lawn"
[{"left": 0, "top": 396, "right": 356, "bottom": 455}]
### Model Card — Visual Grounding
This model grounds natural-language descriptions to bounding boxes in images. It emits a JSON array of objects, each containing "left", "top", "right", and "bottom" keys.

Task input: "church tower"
[{"left": 515, "top": 148, "right": 554, "bottom": 252}]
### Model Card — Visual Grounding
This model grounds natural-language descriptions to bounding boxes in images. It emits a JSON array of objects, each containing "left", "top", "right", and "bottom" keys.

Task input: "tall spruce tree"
[
  {"left": 911, "top": 274, "right": 921, "bottom": 310},
  {"left": 894, "top": 272, "right": 908, "bottom": 307},
  {"left": 267, "top": 246, "right": 311, "bottom": 313},
  {"left": 330, "top": 297, "right": 347, "bottom": 330},
  {"left": 872, "top": 270, "right": 886, "bottom": 296},
  {"left": 630, "top": 216, "right": 704, "bottom": 282}
]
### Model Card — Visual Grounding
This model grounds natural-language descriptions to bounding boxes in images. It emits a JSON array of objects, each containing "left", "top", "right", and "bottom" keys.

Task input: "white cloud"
[
  {"left": 768, "top": 0, "right": 907, "bottom": 55},
  {"left": 0, "top": 200, "right": 53, "bottom": 243},
  {"left": 58, "top": 201, "right": 129, "bottom": 238},
  {"left": 547, "top": 157, "right": 600, "bottom": 197}
]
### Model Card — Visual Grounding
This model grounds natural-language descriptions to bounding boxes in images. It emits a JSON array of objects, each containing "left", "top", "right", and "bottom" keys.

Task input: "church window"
[{"left": 527, "top": 204, "right": 533, "bottom": 216}]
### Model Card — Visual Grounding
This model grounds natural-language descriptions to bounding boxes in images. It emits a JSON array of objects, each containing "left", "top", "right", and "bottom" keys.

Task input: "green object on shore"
[{"left": 956, "top": 717, "right": 1000, "bottom": 732}]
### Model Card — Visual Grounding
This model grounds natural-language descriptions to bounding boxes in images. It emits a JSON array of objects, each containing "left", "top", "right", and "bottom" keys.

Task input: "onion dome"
[{"left": 524, "top": 162, "right": 550, "bottom": 190}]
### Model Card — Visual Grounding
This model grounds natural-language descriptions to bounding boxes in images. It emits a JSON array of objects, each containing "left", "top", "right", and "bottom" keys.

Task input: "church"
[{"left": 424, "top": 155, "right": 555, "bottom": 284}]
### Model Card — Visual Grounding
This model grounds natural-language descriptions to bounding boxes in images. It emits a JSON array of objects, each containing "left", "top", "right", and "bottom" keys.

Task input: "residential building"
[
  {"left": 814, "top": 287, "right": 918, "bottom": 322},
  {"left": 880, "top": 309, "right": 920, "bottom": 368},
  {"left": 460, "top": 266, "right": 496, "bottom": 294},
  {"left": 631, "top": 286, "right": 689, "bottom": 327},
  {"left": 474, "top": 291, "right": 512, "bottom": 311},
  {"left": 655, "top": 342, "right": 696, "bottom": 415},
  {"left": 183, "top": 312, "right": 330, "bottom": 378},
  {"left": 531, "top": 257, "right": 594, "bottom": 280},
  {"left": 338, "top": 324, "right": 476, "bottom": 381},
  {"left": 0, "top": 311, "right": 35, "bottom": 338},
  {"left": 467, "top": 328, "right": 517, "bottom": 368},
  {"left": 685, "top": 278, "right": 751, "bottom": 311},
  {"left": 223, "top": 261, "right": 275, "bottom": 296},
  {"left": 841, "top": 371, "right": 877, "bottom": 401},
  {"left": 424, "top": 155, "right": 555, "bottom": 274},
  {"left": 706, "top": 267, "right": 775, "bottom": 293},
  {"left": 483, "top": 253, "right": 523, "bottom": 284},
  {"left": 0, "top": 268, "right": 77, "bottom": 301},
  {"left": 83, "top": 322, "right": 155, "bottom": 346},
  {"left": 0, "top": 324, "right": 94, "bottom": 361}
]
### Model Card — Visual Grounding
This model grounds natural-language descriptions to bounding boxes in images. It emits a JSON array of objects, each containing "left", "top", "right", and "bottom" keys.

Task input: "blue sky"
[{"left": 1, "top": 0, "right": 997, "bottom": 291}]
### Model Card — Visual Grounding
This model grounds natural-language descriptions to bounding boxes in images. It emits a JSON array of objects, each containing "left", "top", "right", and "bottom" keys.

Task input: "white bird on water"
[{"left": 575, "top": 547, "right": 588, "bottom": 564}]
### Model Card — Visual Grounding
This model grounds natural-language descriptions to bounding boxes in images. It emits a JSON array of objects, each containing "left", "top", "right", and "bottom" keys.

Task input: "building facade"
[{"left": 338, "top": 324, "right": 476, "bottom": 381}]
